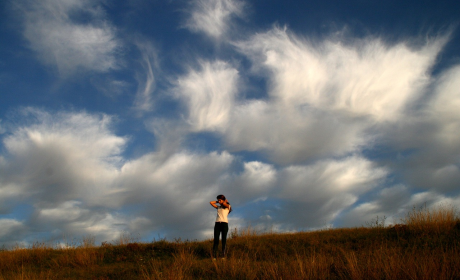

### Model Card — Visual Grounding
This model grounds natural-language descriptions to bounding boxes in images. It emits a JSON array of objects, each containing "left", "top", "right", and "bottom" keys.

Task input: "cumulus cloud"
[
  {"left": 342, "top": 184, "right": 460, "bottom": 227},
  {"left": 388, "top": 65, "right": 460, "bottom": 193},
  {"left": 224, "top": 100, "right": 366, "bottom": 165},
  {"left": 14, "top": 0, "right": 120, "bottom": 75},
  {"left": 429, "top": 65, "right": 460, "bottom": 150},
  {"left": 145, "top": 118, "right": 190, "bottom": 158},
  {"left": 339, "top": 61, "right": 460, "bottom": 223},
  {"left": 223, "top": 161, "right": 277, "bottom": 204},
  {"left": 32, "top": 201, "right": 144, "bottom": 242},
  {"left": 117, "top": 150, "right": 236, "bottom": 238},
  {"left": 0, "top": 108, "right": 129, "bottom": 244},
  {"left": 0, "top": 219, "right": 26, "bottom": 246},
  {"left": 340, "top": 185, "right": 411, "bottom": 226},
  {"left": 2, "top": 108, "right": 126, "bottom": 206},
  {"left": 185, "top": 0, "right": 245, "bottom": 39},
  {"left": 1, "top": 108, "right": 277, "bottom": 242},
  {"left": 278, "top": 156, "right": 387, "bottom": 202},
  {"left": 273, "top": 156, "right": 387, "bottom": 228}
]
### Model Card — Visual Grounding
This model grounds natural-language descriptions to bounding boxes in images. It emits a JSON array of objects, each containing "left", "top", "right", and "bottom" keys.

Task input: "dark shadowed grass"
[{"left": 1, "top": 205, "right": 459, "bottom": 279}]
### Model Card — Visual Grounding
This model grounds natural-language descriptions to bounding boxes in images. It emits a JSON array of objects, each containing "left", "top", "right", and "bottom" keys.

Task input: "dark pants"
[{"left": 213, "top": 222, "right": 228, "bottom": 257}]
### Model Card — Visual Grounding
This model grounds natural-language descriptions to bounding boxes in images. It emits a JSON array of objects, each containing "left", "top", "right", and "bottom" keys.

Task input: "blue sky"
[{"left": 1, "top": 0, "right": 460, "bottom": 246}]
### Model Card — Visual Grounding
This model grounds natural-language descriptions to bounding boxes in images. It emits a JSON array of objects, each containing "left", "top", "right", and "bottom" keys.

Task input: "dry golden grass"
[
  {"left": 1, "top": 205, "right": 459, "bottom": 279},
  {"left": 402, "top": 204, "right": 459, "bottom": 233}
]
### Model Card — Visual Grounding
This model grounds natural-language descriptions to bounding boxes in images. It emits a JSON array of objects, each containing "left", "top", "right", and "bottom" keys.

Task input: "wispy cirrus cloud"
[
  {"left": 133, "top": 39, "right": 159, "bottom": 113},
  {"left": 236, "top": 27, "right": 445, "bottom": 121},
  {"left": 184, "top": 0, "right": 246, "bottom": 39},
  {"left": 197, "top": 27, "right": 447, "bottom": 166},
  {"left": 174, "top": 60, "right": 239, "bottom": 132}
]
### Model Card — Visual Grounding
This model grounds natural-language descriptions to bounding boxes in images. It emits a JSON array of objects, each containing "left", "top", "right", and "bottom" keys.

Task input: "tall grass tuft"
[{"left": 402, "top": 204, "right": 459, "bottom": 233}]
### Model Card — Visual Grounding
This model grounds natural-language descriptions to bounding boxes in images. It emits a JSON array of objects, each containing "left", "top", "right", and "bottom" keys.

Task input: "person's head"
[
  {"left": 217, "top": 194, "right": 232, "bottom": 213},
  {"left": 216, "top": 194, "right": 226, "bottom": 203}
]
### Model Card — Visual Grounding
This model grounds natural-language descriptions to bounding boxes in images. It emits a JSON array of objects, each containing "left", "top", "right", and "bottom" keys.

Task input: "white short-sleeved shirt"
[{"left": 215, "top": 205, "right": 231, "bottom": 223}]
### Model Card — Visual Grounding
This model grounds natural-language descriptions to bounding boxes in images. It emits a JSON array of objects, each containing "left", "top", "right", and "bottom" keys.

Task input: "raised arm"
[
  {"left": 221, "top": 199, "right": 230, "bottom": 209},
  {"left": 210, "top": 201, "right": 218, "bottom": 209}
]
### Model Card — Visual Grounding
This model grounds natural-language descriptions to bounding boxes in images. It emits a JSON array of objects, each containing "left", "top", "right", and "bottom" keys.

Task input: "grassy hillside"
[{"left": 1, "top": 206, "right": 459, "bottom": 280}]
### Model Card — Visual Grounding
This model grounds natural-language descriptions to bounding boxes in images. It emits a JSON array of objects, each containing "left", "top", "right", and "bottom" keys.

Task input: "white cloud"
[
  {"left": 239, "top": 161, "right": 276, "bottom": 191},
  {"left": 224, "top": 100, "right": 366, "bottom": 165},
  {"left": 91, "top": 77, "right": 131, "bottom": 98},
  {"left": 1, "top": 108, "right": 252, "bottom": 242},
  {"left": 119, "top": 151, "right": 234, "bottom": 208},
  {"left": 272, "top": 156, "right": 387, "bottom": 228},
  {"left": 0, "top": 109, "right": 136, "bottom": 244},
  {"left": 0, "top": 119, "right": 5, "bottom": 134},
  {"left": 378, "top": 65, "right": 460, "bottom": 193},
  {"left": 38, "top": 200, "right": 89, "bottom": 222},
  {"left": 341, "top": 185, "right": 460, "bottom": 227},
  {"left": 133, "top": 40, "right": 159, "bottom": 113},
  {"left": 185, "top": 0, "right": 245, "bottom": 39},
  {"left": 236, "top": 27, "right": 445, "bottom": 121},
  {"left": 0, "top": 219, "right": 24, "bottom": 236},
  {"left": 175, "top": 60, "right": 239, "bottom": 132},
  {"left": 15, "top": 0, "right": 120, "bottom": 75},
  {"left": 215, "top": 27, "right": 449, "bottom": 167},
  {"left": 329, "top": 58, "right": 460, "bottom": 228},
  {"left": 35, "top": 200, "right": 140, "bottom": 242},
  {"left": 115, "top": 150, "right": 239, "bottom": 239},
  {"left": 404, "top": 192, "right": 460, "bottom": 209},
  {"left": 2, "top": 13, "right": 460, "bottom": 245},
  {"left": 0, "top": 219, "right": 26, "bottom": 242},
  {"left": 278, "top": 156, "right": 387, "bottom": 203},
  {"left": 341, "top": 184, "right": 411, "bottom": 226},
  {"left": 2, "top": 108, "right": 127, "bottom": 207},
  {"left": 223, "top": 161, "right": 277, "bottom": 204},
  {"left": 429, "top": 65, "right": 460, "bottom": 149},
  {"left": 145, "top": 118, "right": 191, "bottom": 158}
]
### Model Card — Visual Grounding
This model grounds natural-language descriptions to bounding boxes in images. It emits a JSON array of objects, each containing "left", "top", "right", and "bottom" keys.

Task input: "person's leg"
[
  {"left": 213, "top": 223, "right": 221, "bottom": 258},
  {"left": 221, "top": 223, "right": 229, "bottom": 257}
]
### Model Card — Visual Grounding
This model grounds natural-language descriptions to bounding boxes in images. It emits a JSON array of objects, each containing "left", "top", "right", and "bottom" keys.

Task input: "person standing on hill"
[{"left": 210, "top": 194, "right": 231, "bottom": 260}]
